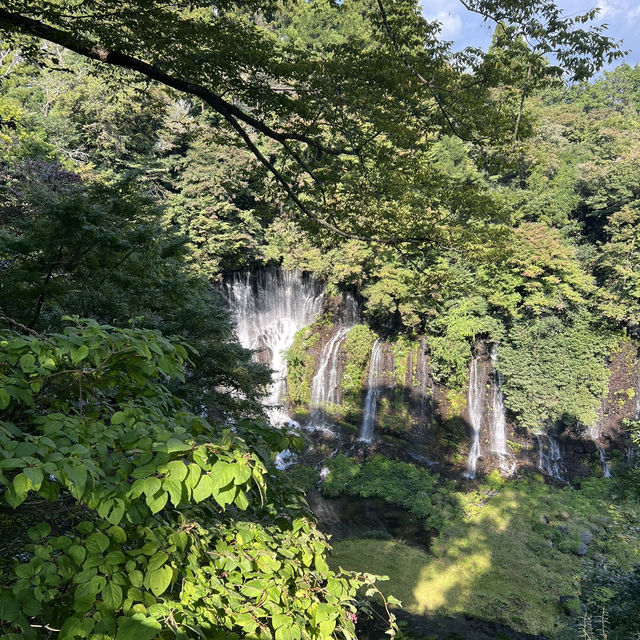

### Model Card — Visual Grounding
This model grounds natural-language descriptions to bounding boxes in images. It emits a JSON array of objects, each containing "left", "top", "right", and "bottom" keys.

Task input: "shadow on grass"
[{"left": 328, "top": 475, "right": 627, "bottom": 637}]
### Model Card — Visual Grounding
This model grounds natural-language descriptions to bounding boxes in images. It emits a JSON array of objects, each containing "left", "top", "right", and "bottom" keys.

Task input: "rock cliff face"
[{"left": 225, "top": 269, "right": 637, "bottom": 480}]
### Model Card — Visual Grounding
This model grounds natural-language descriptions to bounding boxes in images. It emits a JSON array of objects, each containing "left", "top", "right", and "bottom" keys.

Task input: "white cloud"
[
  {"left": 595, "top": 0, "right": 619, "bottom": 21},
  {"left": 425, "top": 11, "right": 463, "bottom": 39},
  {"left": 628, "top": 4, "right": 640, "bottom": 20}
]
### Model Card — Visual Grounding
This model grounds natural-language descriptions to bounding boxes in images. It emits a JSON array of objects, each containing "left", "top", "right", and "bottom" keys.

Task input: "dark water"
[{"left": 307, "top": 490, "right": 433, "bottom": 549}]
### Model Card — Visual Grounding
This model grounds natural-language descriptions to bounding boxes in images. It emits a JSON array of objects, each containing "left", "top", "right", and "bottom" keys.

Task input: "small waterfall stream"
[
  {"left": 359, "top": 339, "right": 384, "bottom": 442},
  {"left": 489, "top": 345, "right": 514, "bottom": 475},
  {"left": 224, "top": 270, "right": 324, "bottom": 425},
  {"left": 464, "top": 355, "right": 483, "bottom": 479},
  {"left": 308, "top": 326, "right": 353, "bottom": 431},
  {"left": 586, "top": 423, "right": 612, "bottom": 478},
  {"left": 536, "top": 433, "right": 565, "bottom": 480}
]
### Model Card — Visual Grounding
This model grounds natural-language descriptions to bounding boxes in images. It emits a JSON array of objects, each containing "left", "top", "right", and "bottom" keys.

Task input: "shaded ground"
[
  {"left": 308, "top": 490, "right": 433, "bottom": 549},
  {"left": 360, "top": 610, "right": 549, "bottom": 640}
]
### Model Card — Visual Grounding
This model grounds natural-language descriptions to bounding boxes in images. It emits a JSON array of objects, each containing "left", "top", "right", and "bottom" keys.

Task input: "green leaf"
[
  {"left": 115, "top": 614, "right": 162, "bottom": 640},
  {"left": 210, "top": 461, "right": 235, "bottom": 489},
  {"left": 86, "top": 532, "right": 110, "bottom": 554},
  {"left": 163, "top": 478, "right": 182, "bottom": 507},
  {"left": 0, "top": 389, "right": 10, "bottom": 410},
  {"left": 142, "top": 477, "right": 161, "bottom": 497},
  {"left": 70, "top": 345, "right": 90, "bottom": 364},
  {"left": 145, "top": 490, "right": 168, "bottom": 514},
  {"left": 19, "top": 354, "right": 36, "bottom": 372},
  {"left": 129, "top": 570, "right": 143, "bottom": 588},
  {"left": 148, "top": 565, "right": 172, "bottom": 597},
  {"left": 59, "top": 616, "right": 85, "bottom": 640},
  {"left": 165, "top": 438, "right": 190, "bottom": 453},
  {"left": 0, "top": 592, "right": 19, "bottom": 622},
  {"left": 273, "top": 614, "right": 293, "bottom": 629},
  {"left": 234, "top": 489, "right": 249, "bottom": 510},
  {"left": 192, "top": 474, "right": 213, "bottom": 503},
  {"left": 13, "top": 473, "right": 31, "bottom": 499},
  {"left": 147, "top": 552, "right": 168, "bottom": 573},
  {"left": 68, "top": 544, "right": 86, "bottom": 566},
  {"left": 102, "top": 583, "right": 123, "bottom": 610},
  {"left": 233, "top": 464, "right": 252, "bottom": 485},
  {"left": 166, "top": 460, "right": 188, "bottom": 482},
  {"left": 111, "top": 411, "right": 126, "bottom": 425},
  {"left": 24, "top": 467, "right": 44, "bottom": 490},
  {"left": 106, "top": 551, "right": 126, "bottom": 565}
]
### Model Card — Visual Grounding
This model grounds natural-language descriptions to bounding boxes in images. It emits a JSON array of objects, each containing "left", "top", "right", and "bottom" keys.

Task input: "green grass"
[{"left": 327, "top": 476, "right": 640, "bottom": 636}]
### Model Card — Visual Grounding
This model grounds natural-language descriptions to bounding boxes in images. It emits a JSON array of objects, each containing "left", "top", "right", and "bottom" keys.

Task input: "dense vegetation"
[{"left": 1, "top": 0, "right": 640, "bottom": 639}]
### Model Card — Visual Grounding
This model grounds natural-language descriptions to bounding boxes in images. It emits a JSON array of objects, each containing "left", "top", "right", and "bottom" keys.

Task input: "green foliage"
[
  {"left": 499, "top": 313, "right": 617, "bottom": 429},
  {"left": 425, "top": 297, "right": 502, "bottom": 388},
  {"left": 286, "top": 324, "right": 321, "bottom": 410},
  {"left": 0, "top": 321, "right": 384, "bottom": 639},
  {"left": 322, "top": 455, "right": 459, "bottom": 531},
  {"left": 341, "top": 325, "right": 376, "bottom": 422}
]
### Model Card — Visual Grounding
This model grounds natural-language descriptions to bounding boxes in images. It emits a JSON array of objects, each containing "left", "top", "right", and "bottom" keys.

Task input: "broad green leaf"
[
  {"left": 86, "top": 532, "right": 110, "bottom": 554},
  {"left": 165, "top": 438, "right": 190, "bottom": 453},
  {"left": 147, "top": 552, "right": 168, "bottom": 573},
  {"left": 0, "top": 389, "right": 10, "bottom": 410},
  {"left": 102, "top": 583, "right": 123, "bottom": 610},
  {"left": 24, "top": 467, "right": 44, "bottom": 490},
  {"left": 192, "top": 474, "right": 213, "bottom": 503},
  {"left": 19, "top": 354, "right": 36, "bottom": 372},
  {"left": 145, "top": 491, "right": 168, "bottom": 514},
  {"left": 70, "top": 345, "right": 90, "bottom": 364},
  {"left": 115, "top": 614, "right": 162, "bottom": 640},
  {"left": 148, "top": 565, "right": 172, "bottom": 597},
  {"left": 166, "top": 460, "right": 188, "bottom": 482},
  {"left": 68, "top": 544, "right": 86, "bottom": 566},
  {"left": 163, "top": 478, "right": 182, "bottom": 506}
]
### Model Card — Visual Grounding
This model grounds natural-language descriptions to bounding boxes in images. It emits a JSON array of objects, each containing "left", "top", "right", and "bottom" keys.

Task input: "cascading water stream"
[
  {"left": 308, "top": 326, "right": 353, "bottom": 431},
  {"left": 464, "top": 355, "right": 483, "bottom": 479},
  {"left": 359, "top": 339, "right": 383, "bottom": 442},
  {"left": 224, "top": 269, "right": 324, "bottom": 425},
  {"left": 536, "top": 433, "right": 565, "bottom": 480},
  {"left": 489, "top": 345, "right": 514, "bottom": 475},
  {"left": 586, "top": 423, "right": 612, "bottom": 478}
]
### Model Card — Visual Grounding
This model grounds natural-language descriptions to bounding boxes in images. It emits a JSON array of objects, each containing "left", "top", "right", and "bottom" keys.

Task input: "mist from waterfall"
[
  {"left": 224, "top": 270, "right": 324, "bottom": 424},
  {"left": 464, "top": 355, "right": 482, "bottom": 479},
  {"left": 536, "top": 433, "right": 565, "bottom": 480},
  {"left": 489, "top": 345, "right": 514, "bottom": 475},
  {"left": 359, "top": 339, "right": 384, "bottom": 442}
]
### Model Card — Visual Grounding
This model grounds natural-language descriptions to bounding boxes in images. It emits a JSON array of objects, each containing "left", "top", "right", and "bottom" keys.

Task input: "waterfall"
[
  {"left": 308, "top": 326, "right": 352, "bottom": 431},
  {"left": 586, "top": 423, "right": 612, "bottom": 478},
  {"left": 536, "top": 433, "right": 565, "bottom": 480},
  {"left": 464, "top": 355, "right": 483, "bottom": 479},
  {"left": 224, "top": 269, "right": 324, "bottom": 425},
  {"left": 417, "top": 338, "right": 430, "bottom": 424},
  {"left": 489, "top": 345, "right": 514, "bottom": 475},
  {"left": 359, "top": 339, "right": 384, "bottom": 442}
]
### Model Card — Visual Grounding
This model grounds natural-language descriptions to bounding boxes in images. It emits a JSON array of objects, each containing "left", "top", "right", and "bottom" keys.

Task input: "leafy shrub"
[
  {"left": 322, "top": 455, "right": 459, "bottom": 531},
  {"left": 0, "top": 320, "right": 384, "bottom": 639}
]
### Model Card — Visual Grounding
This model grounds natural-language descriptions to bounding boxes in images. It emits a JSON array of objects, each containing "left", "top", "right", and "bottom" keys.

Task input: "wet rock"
[
  {"left": 580, "top": 529, "right": 593, "bottom": 545},
  {"left": 557, "top": 511, "right": 571, "bottom": 520},
  {"left": 547, "top": 540, "right": 553, "bottom": 548},
  {"left": 573, "top": 543, "right": 589, "bottom": 556},
  {"left": 558, "top": 523, "right": 569, "bottom": 535},
  {"left": 540, "top": 515, "right": 549, "bottom": 525},
  {"left": 593, "top": 553, "right": 605, "bottom": 564}
]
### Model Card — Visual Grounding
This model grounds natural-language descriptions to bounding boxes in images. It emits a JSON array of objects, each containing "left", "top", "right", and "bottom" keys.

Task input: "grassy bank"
[{"left": 327, "top": 475, "right": 640, "bottom": 636}]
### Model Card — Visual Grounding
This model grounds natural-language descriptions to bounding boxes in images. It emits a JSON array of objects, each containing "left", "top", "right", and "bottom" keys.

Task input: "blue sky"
[{"left": 421, "top": 0, "right": 640, "bottom": 68}]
